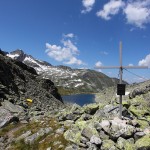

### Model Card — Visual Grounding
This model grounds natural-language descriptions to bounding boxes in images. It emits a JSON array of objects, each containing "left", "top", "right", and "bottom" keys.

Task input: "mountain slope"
[
  {"left": 7, "top": 50, "right": 126, "bottom": 94},
  {"left": 0, "top": 50, "right": 63, "bottom": 111}
]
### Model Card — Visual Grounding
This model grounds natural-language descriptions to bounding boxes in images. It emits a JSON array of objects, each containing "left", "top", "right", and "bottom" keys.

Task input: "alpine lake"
[{"left": 62, "top": 94, "right": 95, "bottom": 106}]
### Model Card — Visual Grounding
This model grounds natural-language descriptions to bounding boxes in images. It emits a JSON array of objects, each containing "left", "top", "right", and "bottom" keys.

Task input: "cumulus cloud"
[
  {"left": 95, "top": 61, "right": 103, "bottom": 72},
  {"left": 95, "top": 0, "right": 150, "bottom": 28},
  {"left": 138, "top": 54, "right": 150, "bottom": 68},
  {"left": 64, "top": 57, "right": 83, "bottom": 65},
  {"left": 81, "top": 0, "right": 95, "bottom": 14},
  {"left": 45, "top": 34, "right": 84, "bottom": 65},
  {"left": 95, "top": 61, "right": 103, "bottom": 67},
  {"left": 96, "top": 0, "right": 125, "bottom": 20},
  {"left": 129, "top": 63, "right": 134, "bottom": 66},
  {"left": 124, "top": 1, "right": 150, "bottom": 28}
]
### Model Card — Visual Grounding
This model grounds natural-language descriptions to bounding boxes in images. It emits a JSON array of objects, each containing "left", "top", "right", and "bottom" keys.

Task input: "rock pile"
[{"left": 56, "top": 101, "right": 150, "bottom": 150}]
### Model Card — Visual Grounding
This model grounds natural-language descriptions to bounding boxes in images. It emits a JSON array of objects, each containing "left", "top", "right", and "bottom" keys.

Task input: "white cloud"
[
  {"left": 63, "top": 33, "right": 74, "bottom": 38},
  {"left": 95, "top": 61, "right": 103, "bottom": 67},
  {"left": 129, "top": 63, "right": 134, "bottom": 66},
  {"left": 124, "top": 1, "right": 150, "bottom": 28},
  {"left": 62, "top": 39, "right": 79, "bottom": 54},
  {"left": 64, "top": 57, "right": 83, "bottom": 65},
  {"left": 95, "top": 0, "right": 150, "bottom": 28},
  {"left": 96, "top": 0, "right": 125, "bottom": 20},
  {"left": 81, "top": 0, "right": 95, "bottom": 14},
  {"left": 45, "top": 35, "right": 84, "bottom": 65},
  {"left": 138, "top": 54, "right": 150, "bottom": 68}
]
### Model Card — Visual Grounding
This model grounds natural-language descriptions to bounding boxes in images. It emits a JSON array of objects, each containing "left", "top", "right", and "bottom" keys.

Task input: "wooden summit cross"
[{"left": 95, "top": 42, "right": 148, "bottom": 119}]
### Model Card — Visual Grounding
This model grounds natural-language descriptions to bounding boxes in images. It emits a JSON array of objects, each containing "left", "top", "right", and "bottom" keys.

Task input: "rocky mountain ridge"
[
  {"left": 0, "top": 49, "right": 64, "bottom": 124},
  {"left": 7, "top": 50, "right": 126, "bottom": 94}
]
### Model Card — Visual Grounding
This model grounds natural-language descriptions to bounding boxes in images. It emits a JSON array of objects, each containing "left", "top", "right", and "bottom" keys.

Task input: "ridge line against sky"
[{"left": 0, "top": 0, "right": 150, "bottom": 83}]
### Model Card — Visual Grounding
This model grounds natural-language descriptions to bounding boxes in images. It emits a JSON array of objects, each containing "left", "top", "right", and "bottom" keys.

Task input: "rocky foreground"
[{"left": 0, "top": 82, "right": 150, "bottom": 150}]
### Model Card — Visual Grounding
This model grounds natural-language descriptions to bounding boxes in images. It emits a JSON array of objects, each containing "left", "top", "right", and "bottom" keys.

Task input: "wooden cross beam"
[{"left": 95, "top": 42, "right": 148, "bottom": 119}]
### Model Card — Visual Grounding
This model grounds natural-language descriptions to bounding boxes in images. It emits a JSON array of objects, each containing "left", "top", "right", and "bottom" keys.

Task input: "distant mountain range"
[{"left": 7, "top": 50, "right": 128, "bottom": 94}]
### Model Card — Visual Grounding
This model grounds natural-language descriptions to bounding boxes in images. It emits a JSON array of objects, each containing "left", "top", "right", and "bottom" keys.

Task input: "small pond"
[{"left": 62, "top": 94, "right": 95, "bottom": 106}]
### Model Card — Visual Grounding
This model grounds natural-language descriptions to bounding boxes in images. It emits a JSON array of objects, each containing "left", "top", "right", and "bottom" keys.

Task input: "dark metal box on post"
[{"left": 117, "top": 84, "right": 126, "bottom": 95}]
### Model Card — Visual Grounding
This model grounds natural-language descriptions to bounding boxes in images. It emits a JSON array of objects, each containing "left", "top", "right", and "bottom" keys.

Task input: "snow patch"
[
  {"left": 74, "top": 83, "right": 84, "bottom": 87},
  {"left": 7, "top": 54, "right": 19, "bottom": 59}
]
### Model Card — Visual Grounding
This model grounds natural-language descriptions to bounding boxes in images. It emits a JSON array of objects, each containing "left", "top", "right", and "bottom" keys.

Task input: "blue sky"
[{"left": 0, "top": 0, "right": 150, "bottom": 83}]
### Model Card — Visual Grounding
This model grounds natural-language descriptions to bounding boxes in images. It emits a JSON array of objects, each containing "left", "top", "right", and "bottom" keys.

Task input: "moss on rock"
[
  {"left": 137, "top": 119, "right": 149, "bottom": 129},
  {"left": 64, "top": 128, "right": 81, "bottom": 144},
  {"left": 83, "top": 103, "right": 99, "bottom": 115},
  {"left": 129, "top": 105, "right": 149, "bottom": 118},
  {"left": 117, "top": 137, "right": 136, "bottom": 150},
  {"left": 101, "top": 139, "right": 115, "bottom": 150},
  {"left": 135, "top": 135, "right": 150, "bottom": 150}
]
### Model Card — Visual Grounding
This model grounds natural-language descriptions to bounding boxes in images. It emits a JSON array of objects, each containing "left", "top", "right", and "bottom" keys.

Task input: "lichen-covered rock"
[
  {"left": 129, "top": 85, "right": 150, "bottom": 99},
  {"left": 129, "top": 88, "right": 145, "bottom": 99},
  {"left": 100, "top": 120, "right": 110, "bottom": 133},
  {"left": 63, "top": 120, "right": 74, "bottom": 128},
  {"left": 137, "top": 119, "right": 149, "bottom": 129},
  {"left": 81, "top": 127, "right": 94, "bottom": 140},
  {"left": 55, "top": 127, "right": 65, "bottom": 134},
  {"left": 0, "top": 107, "right": 19, "bottom": 128},
  {"left": 66, "top": 113, "right": 80, "bottom": 121},
  {"left": 75, "top": 120, "right": 87, "bottom": 130},
  {"left": 83, "top": 103, "right": 99, "bottom": 115},
  {"left": 99, "top": 130, "right": 109, "bottom": 140},
  {"left": 122, "top": 101, "right": 130, "bottom": 109},
  {"left": 144, "top": 127, "right": 150, "bottom": 135},
  {"left": 81, "top": 127, "right": 98, "bottom": 140},
  {"left": 101, "top": 139, "right": 116, "bottom": 150},
  {"left": 135, "top": 135, "right": 150, "bottom": 150},
  {"left": 65, "top": 144, "right": 79, "bottom": 150},
  {"left": 116, "top": 137, "right": 136, "bottom": 150},
  {"left": 64, "top": 128, "right": 81, "bottom": 144},
  {"left": 90, "top": 135, "right": 102, "bottom": 145},
  {"left": 129, "top": 105, "right": 149, "bottom": 118},
  {"left": 86, "top": 142, "right": 99, "bottom": 150},
  {"left": 109, "top": 118, "right": 136, "bottom": 139},
  {"left": 134, "top": 132, "right": 145, "bottom": 141},
  {"left": 71, "top": 104, "right": 84, "bottom": 115},
  {"left": 80, "top": 113, "right": 92, "bottom": 121},
  {"left": 95, "top": 104, "right": 130, "bottom": 119},
  {"left": 1, "top": 100, "right": 24, "bottom": 113}
]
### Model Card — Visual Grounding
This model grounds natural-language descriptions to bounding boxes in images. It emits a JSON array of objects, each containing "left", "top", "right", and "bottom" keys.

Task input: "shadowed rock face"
[{"left": 0, "top": 50, "right": 63, "bottom": 110}]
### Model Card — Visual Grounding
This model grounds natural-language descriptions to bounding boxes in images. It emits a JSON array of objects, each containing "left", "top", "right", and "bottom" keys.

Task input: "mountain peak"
[
  {"left": 10, "top": 49, "right": 24, "bottom": 55},
  {"left": 7, "top": 50, "right": 52, "bottom": 73},
  {"left": 7, "top": 49, "right": 26, "bottom": 61}
]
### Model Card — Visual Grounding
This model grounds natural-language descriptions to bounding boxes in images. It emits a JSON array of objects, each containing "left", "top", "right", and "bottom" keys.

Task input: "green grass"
[
  {"left": 10, "top": 117, "right": 69, "bottom": 150},
  {"left": 0, "top": 123, "right": 19, "bottom": 136}
]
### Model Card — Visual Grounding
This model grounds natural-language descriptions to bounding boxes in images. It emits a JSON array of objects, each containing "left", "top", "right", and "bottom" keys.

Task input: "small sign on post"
[{"left": 117, "top": 84, "right": 126, "bottom": 95}]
